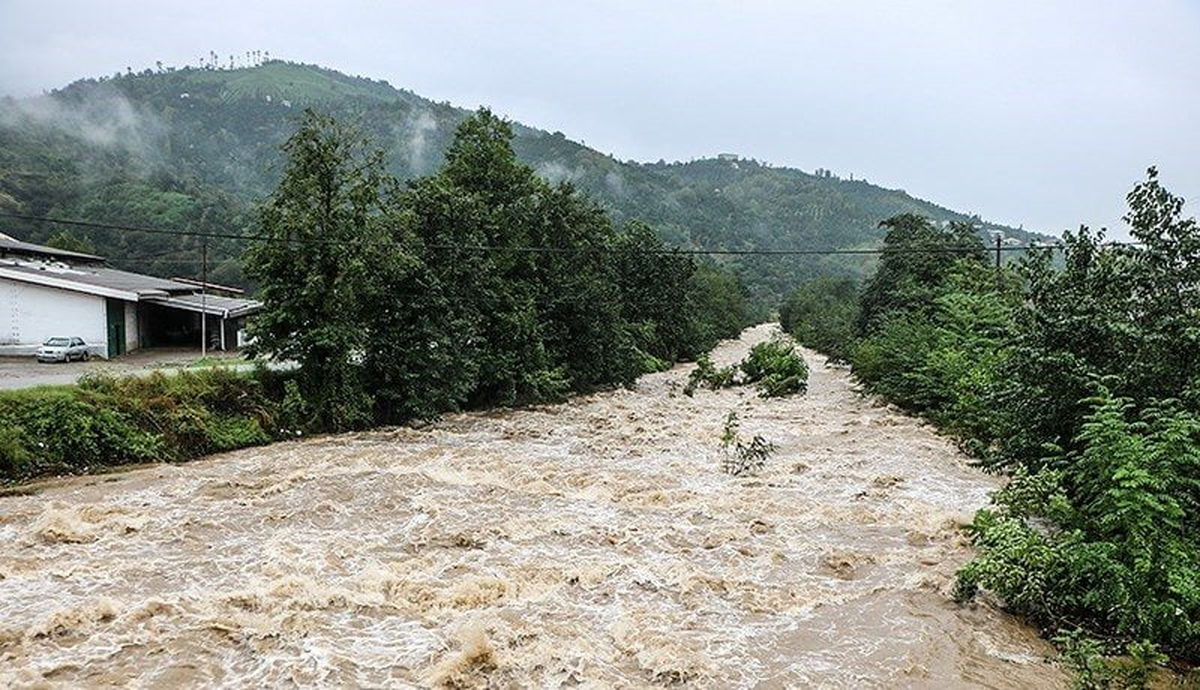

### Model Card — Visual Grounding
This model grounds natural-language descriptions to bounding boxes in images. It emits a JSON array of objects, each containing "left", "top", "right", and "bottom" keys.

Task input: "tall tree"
[
  {"left": 243, "top": 110, "right": 391, "bottom": 430},
  {"left": 857, "top": 215, "right": 985, "bottom": 334}
]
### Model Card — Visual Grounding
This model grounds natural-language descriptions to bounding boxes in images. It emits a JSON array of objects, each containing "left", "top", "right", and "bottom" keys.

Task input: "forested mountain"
[{"left": 0, "top": 60, "right": 1044, "bottom": 302}]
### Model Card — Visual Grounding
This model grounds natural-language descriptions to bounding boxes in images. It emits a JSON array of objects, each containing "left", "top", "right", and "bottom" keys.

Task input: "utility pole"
[
  {"left": 201, "top": 241, "right": 208, "bottom": 357},
  {"left": 995, "top": 233, "right": 1002, "bottom": 269}
]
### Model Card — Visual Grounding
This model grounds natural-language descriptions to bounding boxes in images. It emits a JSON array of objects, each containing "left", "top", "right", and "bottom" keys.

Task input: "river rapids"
[{"left": 0, "top": 324, "right": 1063, "bottom": 688}]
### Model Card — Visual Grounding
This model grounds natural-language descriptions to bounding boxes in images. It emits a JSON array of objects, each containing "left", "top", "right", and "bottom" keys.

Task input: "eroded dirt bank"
[{"left": 0, "top": 324, "right": 1063, "bottom": 688}]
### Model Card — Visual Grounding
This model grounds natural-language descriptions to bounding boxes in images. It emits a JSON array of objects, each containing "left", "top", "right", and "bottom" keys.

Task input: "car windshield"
[{"left": 44, "top": 338, "right": 70, "bottom": 346}]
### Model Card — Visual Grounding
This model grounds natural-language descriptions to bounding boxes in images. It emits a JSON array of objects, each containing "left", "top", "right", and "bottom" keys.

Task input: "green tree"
[
  {"left": 243, "top": 110, "right": 391, "bottom": 431},
  {"left": 401, "top": 110, "right": 561, "bottom": 405},
  {"left": 43, "top": 230, "right": 96, "bottom": 255},
  {"left": 779, "top": 275, "right": 859, "bottom": 363},
  {"left": 610, "top": 220, "right": 698, "bottom": 363},
  {"left": 857, "top": 215, "right": 985, "bottom": 335},
  {"left": 685, "top": 260, "right": 752, "bottom": 353},
  {"left": 400, "top": 109, "right": 653, "bottom": 404}
]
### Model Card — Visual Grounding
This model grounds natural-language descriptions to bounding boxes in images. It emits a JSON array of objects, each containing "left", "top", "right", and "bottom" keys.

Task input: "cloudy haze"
[{"left": 1, "top": 0, "right": 1196, "bottom": 238}]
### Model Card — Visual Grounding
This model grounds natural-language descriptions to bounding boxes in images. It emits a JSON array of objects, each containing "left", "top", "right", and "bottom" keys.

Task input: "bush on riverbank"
[{"left": 0, "top": 368, "right": 282, "bottom": 483}]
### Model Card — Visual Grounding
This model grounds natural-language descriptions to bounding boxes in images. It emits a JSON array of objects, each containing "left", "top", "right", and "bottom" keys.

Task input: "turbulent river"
[{"left": 0, "top": 324, "right": 1064, "bottom": 688}]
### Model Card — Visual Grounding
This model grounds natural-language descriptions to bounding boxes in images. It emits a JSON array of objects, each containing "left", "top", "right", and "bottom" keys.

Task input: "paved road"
[{"left": 0, "top": 349, "right": 252, "bottom": 390}]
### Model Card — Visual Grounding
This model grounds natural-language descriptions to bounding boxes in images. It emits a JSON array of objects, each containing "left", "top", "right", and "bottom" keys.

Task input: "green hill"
[{"left": 0, "top": 60, "right": 1046, "bottom": 302}]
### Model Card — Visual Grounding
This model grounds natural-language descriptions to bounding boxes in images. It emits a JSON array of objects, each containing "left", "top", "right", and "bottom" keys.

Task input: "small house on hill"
[{"left": 0, "top": 233, "right": 260, "bottom": 358}]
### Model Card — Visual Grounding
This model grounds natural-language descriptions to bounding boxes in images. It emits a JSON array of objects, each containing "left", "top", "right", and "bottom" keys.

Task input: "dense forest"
[
  {"left": 781, "top": 171, "right": 1200, "bottom": 680},
  {"left": 0, "top": 59, "right": 1047, "bottom": 305}
]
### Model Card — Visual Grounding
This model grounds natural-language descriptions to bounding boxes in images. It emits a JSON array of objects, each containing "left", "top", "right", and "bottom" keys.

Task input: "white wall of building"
[
  {"left": 123, "top": 300, "right": 139, "bottom": 352},
  {"left": 0, "top": 278, "right": 108, "bottom": 357}
]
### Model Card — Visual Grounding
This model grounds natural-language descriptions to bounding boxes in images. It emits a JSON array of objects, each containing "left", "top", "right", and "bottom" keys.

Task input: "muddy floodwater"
[{"left": 0, "top": 324, "right": 1064, "bottom": 688}]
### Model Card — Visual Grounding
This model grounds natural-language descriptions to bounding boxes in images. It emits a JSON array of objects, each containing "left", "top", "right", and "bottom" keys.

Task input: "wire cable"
[{"left": 0, "top": 210, "right": 1140, "bottom": 257}]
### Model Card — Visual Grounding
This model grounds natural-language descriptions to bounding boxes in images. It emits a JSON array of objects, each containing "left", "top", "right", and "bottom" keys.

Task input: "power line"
[{"left": 0, "top": 210, "right": 1138, "bottom": 257}]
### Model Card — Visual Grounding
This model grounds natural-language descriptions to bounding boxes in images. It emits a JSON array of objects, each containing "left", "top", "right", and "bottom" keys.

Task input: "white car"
[{"left": 36, "top": 337, "right": 91, "bottom": 363}]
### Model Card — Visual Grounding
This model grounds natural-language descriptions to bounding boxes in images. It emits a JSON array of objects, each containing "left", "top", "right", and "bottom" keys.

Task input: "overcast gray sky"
[{"left": 1, "top": 1, "right": 1196, "bottom": 237}]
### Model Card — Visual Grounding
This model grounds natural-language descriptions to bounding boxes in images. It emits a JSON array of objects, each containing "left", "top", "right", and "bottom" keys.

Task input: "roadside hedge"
[{"left": 0, "top": 367, "right": 288, "bottom": 483}]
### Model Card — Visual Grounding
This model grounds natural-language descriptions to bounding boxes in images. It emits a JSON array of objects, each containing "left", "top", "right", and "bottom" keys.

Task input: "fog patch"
[
  {"left": 404, "top": 110, "right": 439, "bottom": 175},
  {"left": 605, "top": 170, "right": 627, "bottom": 198},
  {"left": 0, "top": 89, "right": 167, "bottom": 161},
  {"left": 536, "top": 161, "right": 583, "bottom": 185}
]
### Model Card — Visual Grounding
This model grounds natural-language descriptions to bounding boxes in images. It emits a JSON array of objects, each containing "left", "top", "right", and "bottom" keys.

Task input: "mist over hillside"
[{"left": 0, "top": 60, "right": 1045, "bottom": 301}]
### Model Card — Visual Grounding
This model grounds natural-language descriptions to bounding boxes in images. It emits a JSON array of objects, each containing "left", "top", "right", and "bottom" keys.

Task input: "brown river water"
[{"left": 0, "top": 324, "right": 1064, "bottom": 688}]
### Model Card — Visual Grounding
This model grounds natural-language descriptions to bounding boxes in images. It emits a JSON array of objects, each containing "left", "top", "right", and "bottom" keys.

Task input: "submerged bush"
[
  {"left": 684, "top": 354, "right": 738, "bottom": 396},
  {"left": 1053, "top": 630, "right": 1168, "bottom": 690},
  {"left": 718, "top": 411, "right": 776, "bottom": 477},
  {"left": 740, "top": 336, "right": 809, "bottom": 398},
  {"left": 685, "top": 335, "right": 810, "bottom": 398}
]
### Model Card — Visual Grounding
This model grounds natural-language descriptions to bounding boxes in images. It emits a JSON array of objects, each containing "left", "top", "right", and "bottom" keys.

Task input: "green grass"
[
  {"left": 0, "top": 367, "right": 291, "bottom": 485},
  {"left": 184, "top": 61, "right": 402, "bottom": 104}
]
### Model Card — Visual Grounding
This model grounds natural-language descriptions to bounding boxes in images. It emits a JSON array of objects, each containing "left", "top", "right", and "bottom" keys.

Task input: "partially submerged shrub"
[
  {"left": 636, "top": 349, "right": 673, "bottom": 375},
  {"left": 686, "top": 335, "right": 809, "bottom": 398},
  {"left": 719, "top": 411, "right": 776, "bottom": 476},
  {"left": 1054, "top": 630, "right": 1168, "bottom": 690},
  {"left": 740, "top": 336, "right": 809, "bottom": 397},
  {"left": 684, "top": 354, "right": 738, "bottom": 396}
]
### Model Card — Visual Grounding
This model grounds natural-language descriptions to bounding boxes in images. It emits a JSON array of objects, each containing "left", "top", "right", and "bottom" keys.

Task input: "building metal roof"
[
  {"left": 0, "top": 234, "right": 263, "bottom": 318},
  {"left": 143, "top": 293, "right": 262, "bottom": 318},
  {"left": 170, "top": 277, "right": 246, "bottom": 295},
  {"left": 0, "top": 260, "right": 196, "bottom": 301},
  {"left": 0, "top": 234, "right": 105, "bottom": 264}
]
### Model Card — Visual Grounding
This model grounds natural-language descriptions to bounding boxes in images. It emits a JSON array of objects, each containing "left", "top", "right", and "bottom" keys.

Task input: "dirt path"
[{"left": 0, "top": 324, "right": 1064, "bottom": 688}]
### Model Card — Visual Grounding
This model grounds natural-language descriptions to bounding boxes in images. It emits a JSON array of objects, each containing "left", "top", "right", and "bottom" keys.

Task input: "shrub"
[
  {"left": 685, "top": 335, "right": 810, "bottom": 398},
  {"left": 1054, "top": 631, "right": 1168, "bottom": 690},
  {"left": 957, "top": 396, "right": 1200, "bottom": 661},
  {"left": 684, "top": 354, "right": 738, "bottom": 396},
  {"left": 0, "top": 369, "right": 283, "bottom": 483},
  {"left": 0, "top": 424, "right": 30, "bottom": 478},
  {"left": 636, "top": 348, "right": 673, "bottom": 375},
  {"left": 719, "top": 411, "right": 775, "bottom": 476},
  {"left": 740, "top": 336, "right": 809, "bottom": 397}
]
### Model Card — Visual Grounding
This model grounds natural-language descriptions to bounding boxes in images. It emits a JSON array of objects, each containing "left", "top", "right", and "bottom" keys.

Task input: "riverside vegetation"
[
  {"left": 0, "top": 109, "right": 752, "bottom": 483},
  {"left": 780, "top": 169, "right": 1200, "bottom": 681}
]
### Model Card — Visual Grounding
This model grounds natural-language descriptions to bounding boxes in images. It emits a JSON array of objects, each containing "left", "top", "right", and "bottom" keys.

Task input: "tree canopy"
[{"left": 246, "top": 109, "right": 751, "bottom": 430}]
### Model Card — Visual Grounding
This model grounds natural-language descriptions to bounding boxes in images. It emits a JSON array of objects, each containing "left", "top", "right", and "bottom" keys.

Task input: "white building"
[{"left": 0, "top": 233, "right": 260, "bottom": 358}]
